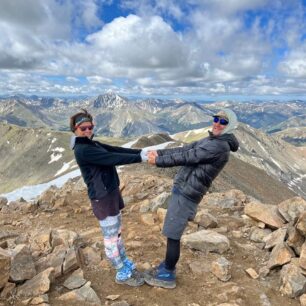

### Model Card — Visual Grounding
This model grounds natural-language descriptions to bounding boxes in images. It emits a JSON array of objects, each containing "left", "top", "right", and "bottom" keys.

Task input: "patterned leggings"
[{"left": 99, "top": 213, "right": 127, "bottom": 269}]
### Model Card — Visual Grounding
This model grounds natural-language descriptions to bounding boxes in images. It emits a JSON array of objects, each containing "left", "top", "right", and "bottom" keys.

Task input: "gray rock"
[
  {"left": 182, "top": 230, "right": 230, "bottom": 254},
  {"left": 280, "top": 263, "right": 306, "bottom": 298},
  {"left": 267, "top": 242, "right": 295, "bottom": 269},
  {"left": 195, "top": 211, "right": 218, "bottom": 229},
  {"left": 50, "top": 229, "right": 79, "bottom": 248},
  {"left": 211, "top": 256, "right": 232, "bottom": 281},
  {"left": 287, "top": 226, "right": 304, "bottom": 256},
  {"left": 263, "top": 228, "right": 287, "bottom": 249},
  {"left": 10, "top": 244, "right": 36, "bottom": 282},
  {"left": 0, "top": 248, "right": 10, "bottom": 289},
  {"left": 17, "top": 267, "right": 54, "bottom": 298},
  {"left": 278, "top": 197, "right": 306, "bottom": 223},
  {"left": 249, "top": 227, "right": 272, "bottom": 243},
  {"left": 58, "top": 281, "right": 101, "bottom": 305},
  {"left": 63, "top": 269, "right": 86, "bottom": 289}
]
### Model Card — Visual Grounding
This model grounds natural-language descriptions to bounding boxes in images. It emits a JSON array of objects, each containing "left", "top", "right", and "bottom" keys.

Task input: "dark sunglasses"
[
  {"left": 79, "top": 125, "right": 94, "bottom": 131},
  {"left": 213, "top": 117, "right": 229, "bottom": 126}
]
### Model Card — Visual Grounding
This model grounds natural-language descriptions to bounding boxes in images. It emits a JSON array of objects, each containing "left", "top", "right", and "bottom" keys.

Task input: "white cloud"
[
  {"left": 0, "top": 0, "right": 305, "bottom": 98},
  {"left": 86, "top": 15, "right": 187, "bottom": 69},
  {"left": 278, "top": 48, "right": 306, "bottom": 77},
  {"left": 87, "top": 76, "right": 112, "bottom": 84}
]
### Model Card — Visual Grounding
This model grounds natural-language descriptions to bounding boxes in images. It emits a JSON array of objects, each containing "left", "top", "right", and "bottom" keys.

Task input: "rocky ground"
[{"left": 1, "top": 165, "right": 306, "bottom": 306}]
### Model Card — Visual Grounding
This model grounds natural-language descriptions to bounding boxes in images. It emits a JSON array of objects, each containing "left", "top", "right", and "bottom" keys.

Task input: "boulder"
[
  {"left": 280, "top": 263, "right": 306, "bottom": 298},
  {"left": 211, "top": 256, "right": 232, "bottom": 281},
  {"left": 195, "top": 211, "right": 218, "bottom": 229},
  {"left": 299, "top": 242, "right": 306, "bottom": 270},
  {"left": 79, "top": 246, "right": 101, "bottom": 266},
  {"left": 278, "top": 197, "right": 306, "bottom": 223},
  {"left": 149, "top": 191, "right": 171, "bottom": 212},
  {"left": 17, "top": 267, "right": 54, "bottom": 298},
  {"left": 182, "top": 230, "right": 230, "bottom": 254},
  {"left": 62, "top": 247, "right": 79, "bottom": 274},
  {"left": 267, "top": 242, "right": 295, "bottom": 269},
  {"left": 63, "top": 269, "right": 86, "bottom": 289},
  {"left": 10, "top": 244, "right": 36, "bottom": 282},
  {"left": 35, "top": 244, "right": 67, "bottom": 277},
  {"left": 287, "top": 226, "right": 304, "bottom": 256},
  {"left": 50, "top": 229, "right": 79, "bottom": 248},
  {"left": 29, "top": 229, "right": 52, "bottom": 255},
  {"left": 263, "top": 228, "right": 287, "bottom": 249},
  {"left": 0, "top": 248, "right": 11, "bottom": 289},
  {"left": 58, "top": 281, "right": 101, "bottom": 305},
  {"left": 296, "top": 212, "right": 306, "bottom": 237},
  {"left": 249, "top": 227, "right": 272, "bottom": 243},
  {"left": 244, "top": 202, "right": 285, "bottom": 229}
]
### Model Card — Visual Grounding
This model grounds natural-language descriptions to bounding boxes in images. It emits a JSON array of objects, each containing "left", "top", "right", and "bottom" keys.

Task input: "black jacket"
[
  {"left": 73, "top": 137, "right": 141, "bottom": 200},
  {"left": 156, "top": 132, "right": 239, "bottom": 203}
]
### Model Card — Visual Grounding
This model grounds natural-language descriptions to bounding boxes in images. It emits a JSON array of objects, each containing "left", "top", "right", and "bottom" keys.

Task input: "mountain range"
[
  {"left": 0, "top": 93, "right": 305, "bottom": 201},
  {"left": 1, "top": 93, "right": 305, "bottom": 140}
]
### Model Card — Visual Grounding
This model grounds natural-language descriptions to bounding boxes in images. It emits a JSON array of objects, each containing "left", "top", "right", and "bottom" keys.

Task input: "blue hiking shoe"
[
  {"left": 123, "top": 257, "right": 136, "bottom": 271},
  {"left": 144, "top": 262, "right": 176, "bottom": 289},
  {"left": 115, "top": 265, "right": 144, "bottom": 287}
]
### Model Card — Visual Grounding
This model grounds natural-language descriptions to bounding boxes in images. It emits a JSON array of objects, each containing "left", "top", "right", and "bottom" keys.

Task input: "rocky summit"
[{"left": 1, "top": 165, "right": 306, "bottom": 306}]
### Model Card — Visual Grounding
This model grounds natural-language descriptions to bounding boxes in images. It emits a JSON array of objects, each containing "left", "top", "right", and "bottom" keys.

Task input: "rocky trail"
[{"left": 1, "top": 167, "right": 306, "bottom": 306}]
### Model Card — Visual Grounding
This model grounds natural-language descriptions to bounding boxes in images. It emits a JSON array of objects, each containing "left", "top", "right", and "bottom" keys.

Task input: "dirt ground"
[{"left": 1, "top": 194, "right": 301, "bottom": 306}]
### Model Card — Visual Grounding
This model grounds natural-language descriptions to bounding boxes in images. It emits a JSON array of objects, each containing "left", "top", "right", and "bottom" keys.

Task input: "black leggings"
[{"left": 165, "top": 238, "right": 180, "bottom": 271}]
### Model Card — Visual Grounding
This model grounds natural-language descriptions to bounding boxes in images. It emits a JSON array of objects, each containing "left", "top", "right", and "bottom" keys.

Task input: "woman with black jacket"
[
  {"left": 144, "top": 108, "right": 239, "bottom": 289},
  {"left": 70, "top": 109, "right": 146, "bottom": 287}
]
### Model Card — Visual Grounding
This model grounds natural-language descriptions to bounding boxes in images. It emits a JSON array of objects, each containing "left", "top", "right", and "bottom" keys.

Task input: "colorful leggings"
[{"left": 99, "top": 213, "right": 127, "bottom": 270}]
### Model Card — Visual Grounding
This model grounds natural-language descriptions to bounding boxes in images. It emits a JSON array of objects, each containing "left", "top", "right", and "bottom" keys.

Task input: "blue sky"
[{"left": 0, "top": 0, "right": 305, "bottom": 100}]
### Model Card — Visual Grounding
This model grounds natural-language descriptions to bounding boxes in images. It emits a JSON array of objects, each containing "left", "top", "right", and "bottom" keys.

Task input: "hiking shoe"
[
  {"left": 123, "top": 257, "right": 136, "bottom": 271},
  {"left": 144, "top": 262, "right": 176, "bottom": 289},
  {"left": 115, "top": 265, "right": 144, "bottom": 287}
]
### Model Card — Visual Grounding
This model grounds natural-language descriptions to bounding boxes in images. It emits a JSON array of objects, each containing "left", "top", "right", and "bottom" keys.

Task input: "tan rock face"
[
  {"left": 244, "top": 202, "right": 285, "bottom": 229},
  {"left": 280, "top": 263, "right": 306, "bottom": 298},
  {"left": 211, "top": 257, "right": 232, "bottom": 281},
  {"left": 263, "top": 228, "right": 287, "bottom": 249},
  {"left": 17, "top": 267, "right": 54, "bottom": 298},
  {"left": 299, "top": 243, "right": 306, "bottom": 270},
  {"left": 10, "top": 244, "right": 36, "bottom": 282},
  {"left": 297, "top": 212, "right": 306, "bottom": 237},
  {"left": 58, "top": 281, "right": 101, "bottom": 305},
  {"left": 278, "top": 197, "right": 306, "bottom": 223},
  {"left": 287, "top": 226, "right": 305, "bottom": 256},
  {"left": 50, "top": 229, "right": 79, "bottom": 248},
  {"left": 29, "top": 229, "right": 52, "bottom": 255},
  {"left": 194, "top": 211, "right": 218, "bottom": 229},
  {"left": 35, "top": 244, "right": 67, "bottom": 277},
  {"left": 267, "top": 243, "right": 295, "bottom": 269},
  {"left": 0, "top": 248, "right": 11, "bottom": 289}
]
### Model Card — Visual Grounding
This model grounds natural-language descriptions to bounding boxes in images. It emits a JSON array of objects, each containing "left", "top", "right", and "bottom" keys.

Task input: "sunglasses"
[
  {"left": 213, "top": 117, "right": 229, "bottom": 126},
  {"left": 78, "top": 125, "right": 94, "bottom": 132}
]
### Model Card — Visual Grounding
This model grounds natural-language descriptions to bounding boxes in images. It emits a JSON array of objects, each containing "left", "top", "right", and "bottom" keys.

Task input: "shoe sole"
[
  {"left": 115, "top": 278, "right": 145, "bottom": 286},
  {"left": 144, "top": 274, "right": 176, "bottom": 289}
]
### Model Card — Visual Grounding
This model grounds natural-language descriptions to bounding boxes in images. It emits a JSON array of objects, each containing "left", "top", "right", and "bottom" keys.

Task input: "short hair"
[{"left": 70, "top": 109, "right": 93, "bottom": 132}]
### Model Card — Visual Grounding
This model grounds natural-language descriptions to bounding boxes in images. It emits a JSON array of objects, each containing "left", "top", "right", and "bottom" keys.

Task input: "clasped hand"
[{"left": 146, "top": 150, "right": 158, "bottom": 165}]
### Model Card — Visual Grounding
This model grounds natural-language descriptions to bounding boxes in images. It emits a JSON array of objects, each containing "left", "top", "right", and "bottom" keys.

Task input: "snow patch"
[
  {"left": 1, "top": 169, "right": 81, "bottom": 202},
  {"left": 122, "top": 138, "right": 139, "bottom": 148},
  {"left": 48, "top": 153, "right": 63, "bottom": 164},
  {"left": 55, "top": 160, "right": 75, "bottom": 176}
]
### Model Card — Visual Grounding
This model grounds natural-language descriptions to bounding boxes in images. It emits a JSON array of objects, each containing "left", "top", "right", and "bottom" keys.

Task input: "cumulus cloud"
[{"left": 0, "top": 0, "right": 305, "bottom": 97}]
